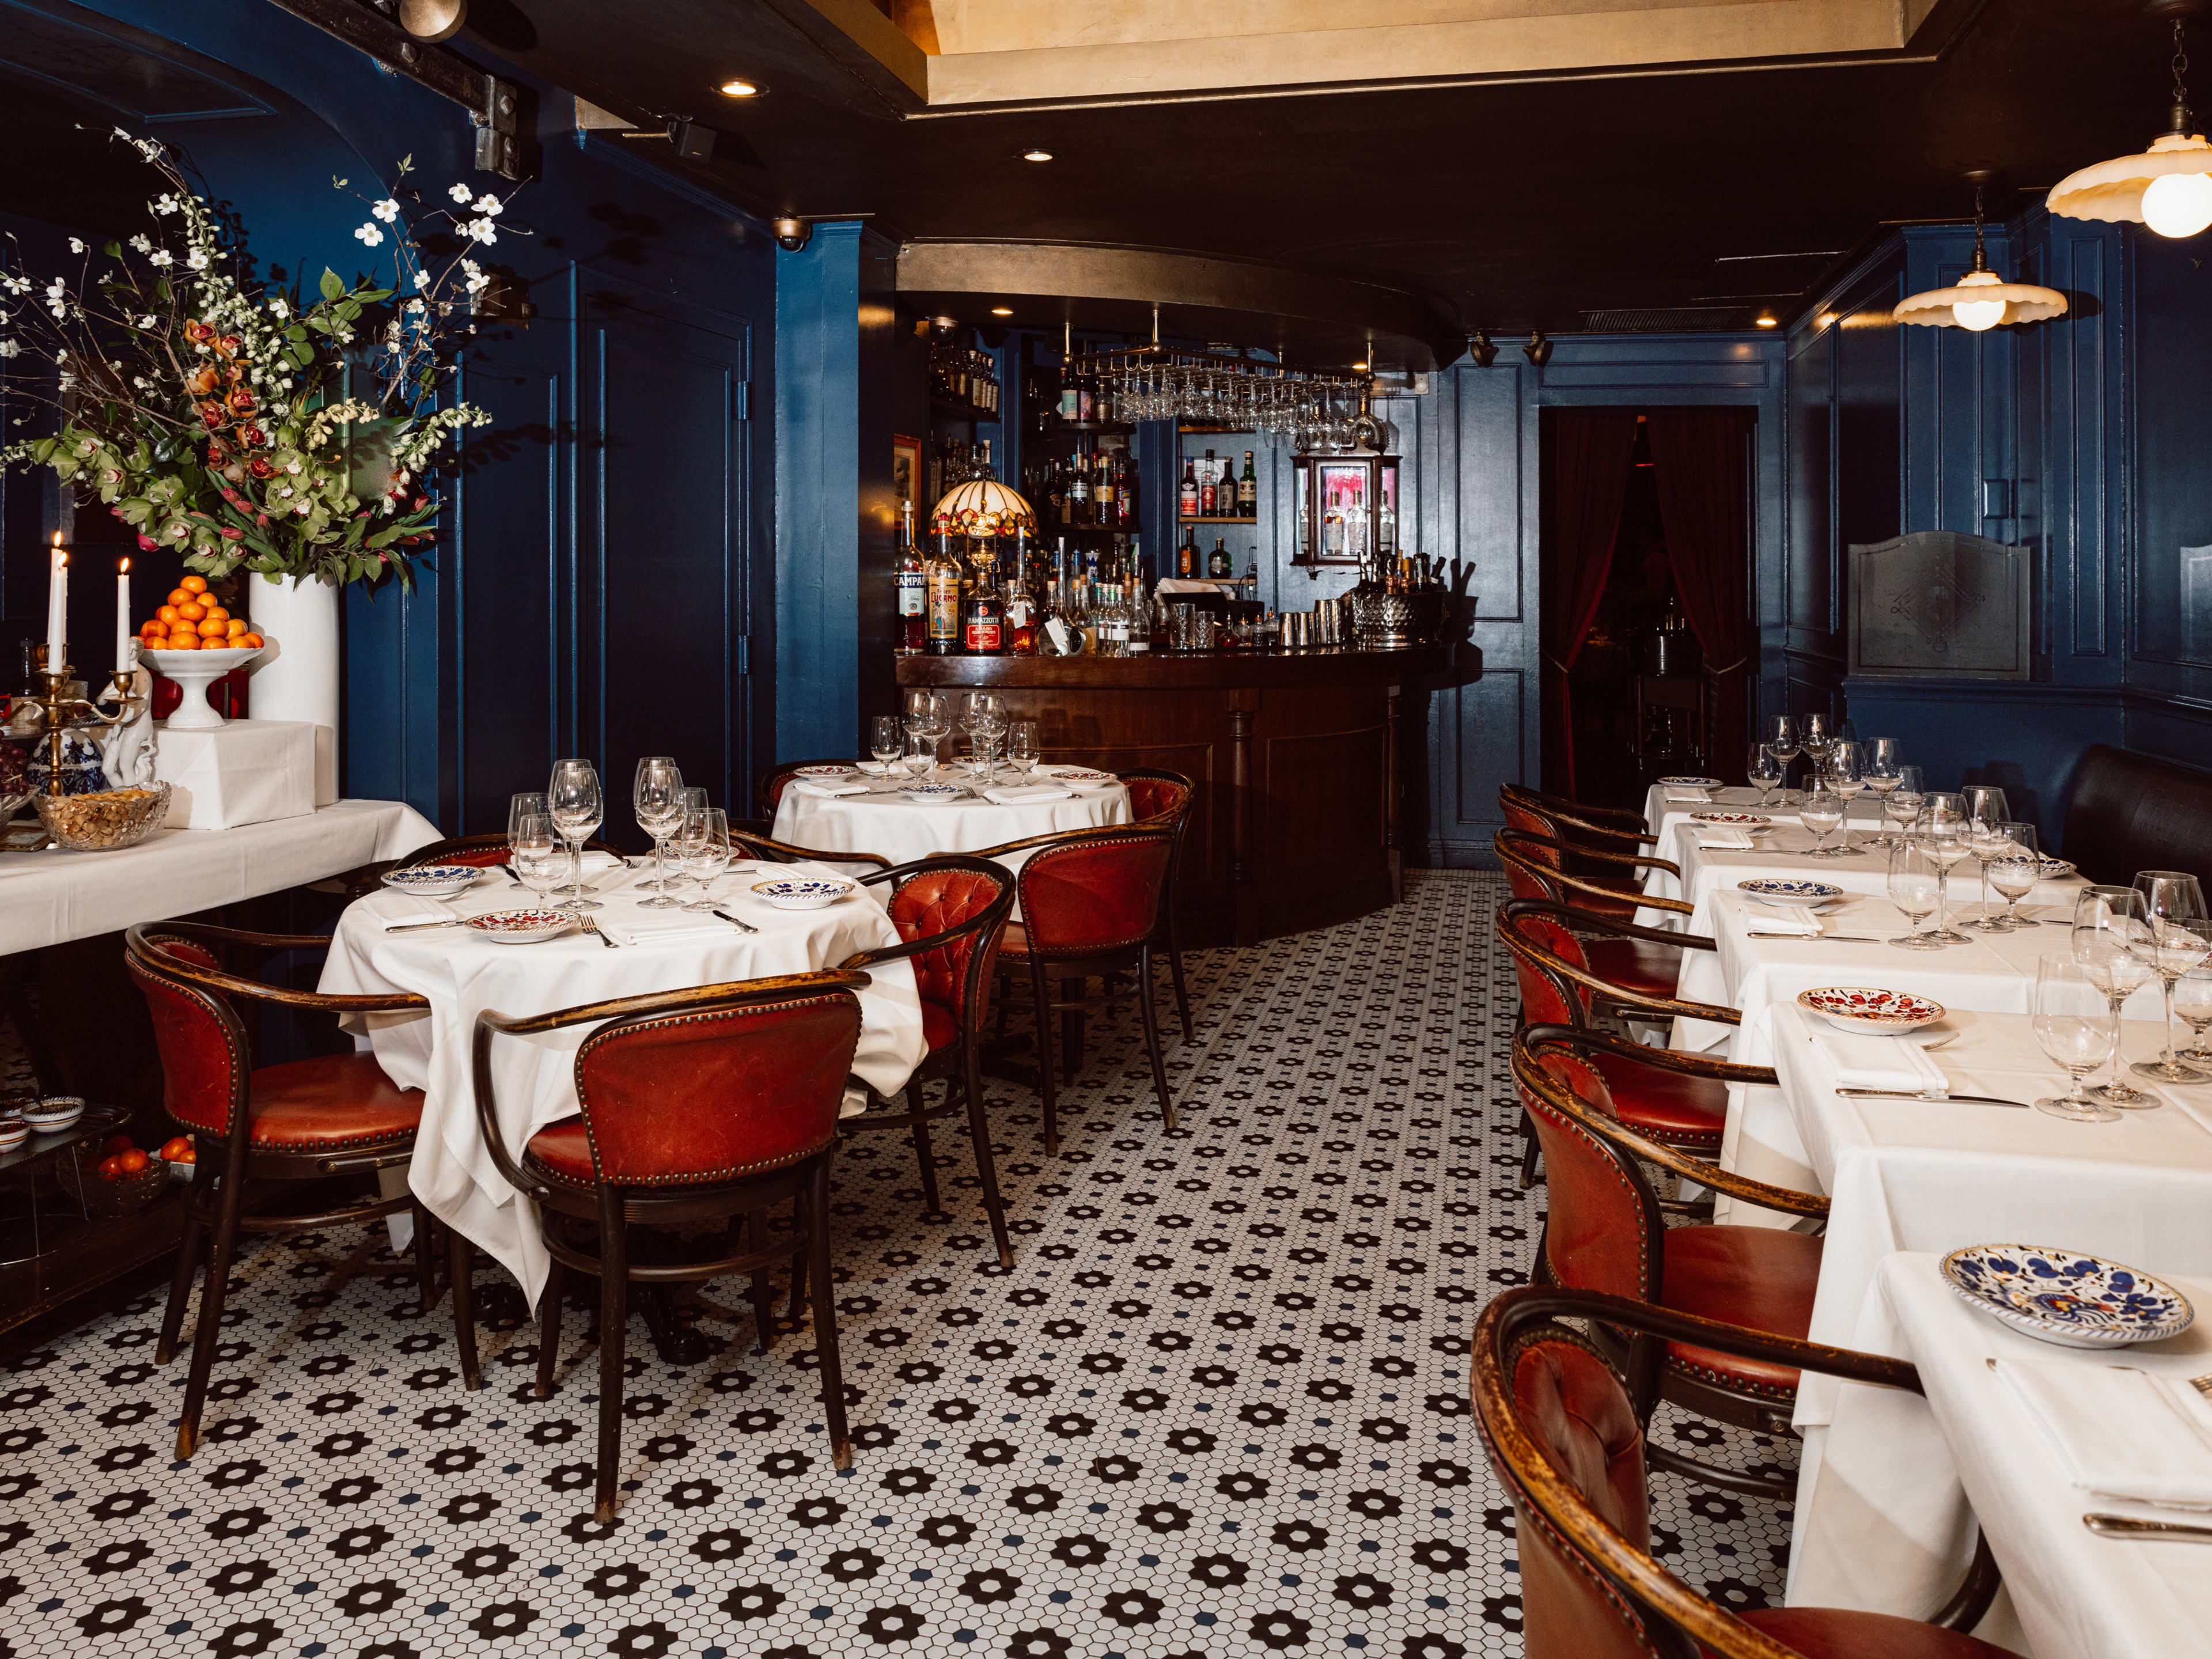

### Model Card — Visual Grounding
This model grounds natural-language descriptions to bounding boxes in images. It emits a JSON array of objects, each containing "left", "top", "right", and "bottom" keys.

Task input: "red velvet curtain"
[
  {"left": 1647, "top": 409, "right": 1755, "bottom": 783},
  {"left": 1542, "top": 410, "right": 1640, "bottom": 796}
]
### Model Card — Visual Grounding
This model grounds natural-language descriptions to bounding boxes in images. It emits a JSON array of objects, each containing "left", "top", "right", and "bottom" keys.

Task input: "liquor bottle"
[
  {"left": 1075, "top": 372, "right": 1093, "bottom": 423},
  {"left": 1117, "top": 452, "right": 1138, "bottom": 529},
  {"left": 1208, "top": 536, "right": 1232, "bottom": 578},
  {"left": 1067, "top": 452, "right": 1091, "bottom": 527},
  {"left": 1004, "top": 560, "right": 1039, "bottom": 655},
  {"left": 1199, "top": 449, "right": 1218, "bottom": 516},
  {"left": 895, "top": 501, "right": 925, "bottom": 656},
  {"left": 925, "top": 535, "right": 963, "bottom": 656},
  {"left": 963, "top": 558, "right": 1004, "bottom": 655},
  {"left": 1178, "top": 527, "right": 1198, "bottom": 578},
  {"left": 1179, "top": 457, "right": 1198, "bottom": 519},
  {"left": 1238, "top": 450, "right": 1257, "bottom": 517},
  {"left": 1093, "top": 453, "right": 1116, "bottom": 524}
]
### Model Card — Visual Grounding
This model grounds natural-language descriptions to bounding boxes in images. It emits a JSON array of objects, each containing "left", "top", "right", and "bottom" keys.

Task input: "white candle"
[
  {"left": 44, "top": 536, "right": 67, "bottom": 675},
  {"left": 116, "top": 557, "right": 134, "bottom": 674}
]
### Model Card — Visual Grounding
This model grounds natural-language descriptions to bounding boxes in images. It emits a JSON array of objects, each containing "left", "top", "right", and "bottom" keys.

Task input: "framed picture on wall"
[{"left": 893, "top": 434, "right": 921, "bottom": 511}]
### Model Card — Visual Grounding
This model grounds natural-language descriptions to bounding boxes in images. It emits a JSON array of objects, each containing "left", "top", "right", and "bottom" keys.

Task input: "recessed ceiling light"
[
  {"left": 718, "top": 77, "right": 764, "bottom": 97},
  {"left": 1755, "top": 312, "right": 1778, "bottom": 327},
  {"left": 1352, "top": 361, "right": 1369, "bottom": 370},
  {"left": 990, "top": 307, "right": 1014, "bottom": 317},
  {"left": 1018, "top": 147, "right": 1054, "bottom": 162}
]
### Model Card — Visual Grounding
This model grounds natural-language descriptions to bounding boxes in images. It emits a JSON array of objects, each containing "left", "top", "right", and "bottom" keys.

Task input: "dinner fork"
[
  {"left": 578, "top": 915, "right": 619, "bottom": 949},
  {"left": 2083, "top": 1513, "right": 2212, "bottom": 1543}
]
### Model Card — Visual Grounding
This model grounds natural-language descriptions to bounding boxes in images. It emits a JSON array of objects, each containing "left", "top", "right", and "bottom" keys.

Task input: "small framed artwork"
[{"left": 892, "top": 434, "right": 922, "bottom": 510}]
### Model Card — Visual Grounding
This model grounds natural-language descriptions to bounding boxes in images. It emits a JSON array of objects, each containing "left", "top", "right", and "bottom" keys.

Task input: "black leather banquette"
[{"left": 2062, "top": 744, "right": 2212, "bottom": 889}]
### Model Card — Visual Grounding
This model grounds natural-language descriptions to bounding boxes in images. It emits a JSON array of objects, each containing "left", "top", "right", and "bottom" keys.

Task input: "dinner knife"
[
  {"left": 384, "top": 916, "right": 468, "bottom": 933},
  {"left": 1746, "top": 931, "right": 1885, "bottom": 941},
  {"left": 1835, "top": 1088, "right": 2030, "bottom": 1109},
  {"left": 2082, "top": 1513, "right": 2212, "bottom": 1543},
  {"left": 713, "top": 908, "right": 759, "bottom": 935}
]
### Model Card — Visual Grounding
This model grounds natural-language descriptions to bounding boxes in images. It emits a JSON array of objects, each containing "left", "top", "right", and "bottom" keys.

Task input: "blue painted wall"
[{"left": 7, "top": 0, "right": 779, "bottom": 834}]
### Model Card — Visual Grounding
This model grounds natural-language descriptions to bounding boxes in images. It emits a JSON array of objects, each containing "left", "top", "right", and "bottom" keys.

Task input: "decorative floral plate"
[
  {"left": 794, "top": 765, "right": 858, "bottom": 779},
  {"left": 1738, "top": 878, "right": 1844, "bottom": 905},
  {"left": 1658, "top": 776, "right": 1722, "bottom": 788},
  {"left": 461, "top": 908, "right": 574, "bottom": 945},
  {"left": 752, "top": 877, "right": 856, "bottom": 910},
  {"left": 1942, "top": 1244, "right": 2195, "bottom": 1349},
  {"left": 1051, "top": 769, "right": 1115, "bottom": 786},
  {"left": 2035, "top": 857, "right": 2078, "bottom": 880},
  {"left": 1796, "top": 986, "right": 1946, "bottom": 1035},
  {"left": 1691, "top": 812, "right": 1771, "bottom": 826},
  {"left": 382, "top": 864, "right": 483, "bottom": 897},
  {"left": 900, "top": 783, "right": 968, "bottom": 805}
]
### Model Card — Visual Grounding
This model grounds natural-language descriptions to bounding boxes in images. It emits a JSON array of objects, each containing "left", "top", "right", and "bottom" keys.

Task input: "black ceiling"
[{"left": 460, "top": 0, "right": 2180, "bottom": 347}]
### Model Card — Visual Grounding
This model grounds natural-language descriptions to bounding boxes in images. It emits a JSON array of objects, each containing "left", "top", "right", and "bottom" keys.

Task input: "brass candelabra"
[{"left": 21, "top": 644, "right": 145, "bottom": 789}]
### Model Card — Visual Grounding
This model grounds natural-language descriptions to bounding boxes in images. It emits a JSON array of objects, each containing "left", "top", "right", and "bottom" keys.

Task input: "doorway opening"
[{"left": 1538, "top": 407, "right": 1755, "bottom": 811}]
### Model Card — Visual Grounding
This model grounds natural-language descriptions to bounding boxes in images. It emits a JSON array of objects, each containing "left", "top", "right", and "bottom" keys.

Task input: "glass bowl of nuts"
[{"left": 34, "top": 782, "right": 173, "bottom": 851}]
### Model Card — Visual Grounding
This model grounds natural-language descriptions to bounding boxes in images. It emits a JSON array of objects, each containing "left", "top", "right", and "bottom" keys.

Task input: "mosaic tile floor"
[{"left": 0, "top": 870, "right": 1793, "bottom": 1659}]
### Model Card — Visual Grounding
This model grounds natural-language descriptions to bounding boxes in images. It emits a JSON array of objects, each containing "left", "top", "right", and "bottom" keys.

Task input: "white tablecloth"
[
  {"left": 771, "top": 766, "right": 1131, "bottom": 872},
  {"left": 1793, "top": 1254, "right": 2212, "bottom": 1658},
  {"left": 152, "top": 718, "right": 317, "bottom": 831},
  {"left": 0, "top": 797, "right": 439, "bottom": 955},
  {"left": 317, "top": 861, "right": 925, "bottom": 1305},
  {"left": 1640, "top": 783, "right": 1888, "bottom": 881}
]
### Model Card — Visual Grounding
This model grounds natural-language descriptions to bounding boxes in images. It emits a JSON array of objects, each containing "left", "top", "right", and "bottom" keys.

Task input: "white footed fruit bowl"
[{"left": 142, "top": 643, "right": 271, "bottom": 730}]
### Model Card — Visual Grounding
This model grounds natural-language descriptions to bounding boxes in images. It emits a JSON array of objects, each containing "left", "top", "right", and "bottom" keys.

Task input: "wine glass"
[
  {"left": 1825, "top": 743, "right": 1863, "bottom": 851},
  {"left": 2073, "top": 886, "right": 2158, "bottom": 1106},
  {"left": 919, "top": 694, "right": 952, "bottom": 764},
  {"left": 1882, "top": 766, "right": 1925, "bottom": 849},
  {"left": 1918, "top": 793, "right": 1972, "bottom": 943},
  {"left": 678, "top": 807, "right": 732, "bottom": 911},
  {"left": 632, "top": 756, "right": 686, "bottom": 909},
  {"left": 902, "top": 730, "right": 937, "bottom": 783},
  {"left": 509, "top": 809, "right": 563, "bottom": 906},
  {"left": 2128, "top": 871, "right": 2211, "bottom": 1084},
  {"left": 507, "top": 791, "right": 550, "bottom": 884},
  {"left": 1748, "top": 744, "right": 1782, "bottom": 809},
  {"left": 1799, "top": 784, "right": 1844, "bottom": 858},
  {"left": 1885, "top": 839, "right": 1946, "bottom": 949},
  {"left": 2173, "top": 938, "right": 2212, "bottom": 1063},
  {"left": 1861, "top": 750, "right": 1902, "bottom": 846},
  {"left": 668, "top": 786, "right": 707, "bottom": 889},
  {"left": 966, "top": 714, "right": 1004, "bottom": 785},
  {"left": 2031, "top": 955, "right": 2122, "bottom": 1123},
  {"left": 1956, "top": 786, "right": 2012, "bottom": 932},
  {"left": 547, "top": 759, "right": 605, "bottom": 913},
  {"left": 1766, "top": 715, "right": 1800, "bottom": 801},
  {"left": 869, "top": 715, "right": 902, "bottom": 771},
  {"left": 1800, "top": 711, "right": 1833, "bottom": 779},
  {"left": 1007, "top": 719, "right": 1040, "bottom": 778},
  {"left": 1982, "top": 823, "right": 2042, "bottom": 931}
]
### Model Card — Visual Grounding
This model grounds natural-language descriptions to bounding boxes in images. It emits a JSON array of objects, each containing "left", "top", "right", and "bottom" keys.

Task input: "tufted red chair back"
[
  {"left": 1017, "top": 830, "right": 1174, "bottom": 955},
  {"left": 126, "top": 936, "right": 242, "bottom": 1139},
  {"left": 1499, "top": 907, "right": 1594, "bottom": 1020},
  {"left": 1514, "top": 1050, "right": 1654, "bottom": 1304},
  {"left": 1488, "top": 1327, "right": 1658, "bottom": 1659},
  {"left": 889, "top": 865, "right": 1011, "bottom": 1025},
  {"left": 1125, "top": 776, "right": 1190, "bottom": 826},
  {"left": 573, "top": 990, "right": 862, "bottom": 1186},
  {"left": 1502, "top": 800, "right": 1563, "bottom": 844},
  {"left": 416, "top": 842, "right": 510, "bottom": 869}
]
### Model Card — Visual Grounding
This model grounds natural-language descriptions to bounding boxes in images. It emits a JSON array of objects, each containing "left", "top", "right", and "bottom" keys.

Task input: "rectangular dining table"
[
  {"left": 317, "top": 858, "right": 926, "bottom": 1306},
  {"left": 1791, "top": 1253, "right": 2212, "bottom": 1659}
]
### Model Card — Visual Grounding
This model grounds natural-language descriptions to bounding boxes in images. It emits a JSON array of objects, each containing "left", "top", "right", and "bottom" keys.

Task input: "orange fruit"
[
  {"left": 116, "top": 1148, "right": 149, "bottom": 1175},
  {"left": 104, "top": 1134, "right": 134, "bottom": 1156},
  {"left": 165, "top": 588, "right": 189, "bottom": 608},
  {"left": 160, "top": 1136, "right": 192, "bottom": 1160},
  {"left": 237, "top": 632, "right": 263, "bottom": 649},
  {"left": 176, "top": 600, "right": 204, "bottom": 622},
  {"left": 196, "top": 617, "right": 226, "bottom": 638},
  {"left": 180, "top": 574, "right": 208, "bottom": 593},
  {"left": 164, "top": 634, "right": 200, "bottom": 652},
  {"left": 225, "top": 619, "right": 247, "bottom": 638},
  {"left": 139, "top": 620, "right": 164, "bottom": 638},
  {"left": 157, "top": 604, "right": 180, "bottom": 624},
  {"left": 203, "top": 604, "right": 228, "bottom": 622},
  {"left": 97, "top": 1156, "right": 123, "bottom": 1181}
]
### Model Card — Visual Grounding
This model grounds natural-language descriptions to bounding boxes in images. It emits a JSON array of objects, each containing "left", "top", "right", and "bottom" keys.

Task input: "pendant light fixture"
[
  {"left": 1893, "top": 176, "right": 2067, "bottom": 332},
  {"left": 2050, "top": 10, "right": 2212, "bottom": 237}
]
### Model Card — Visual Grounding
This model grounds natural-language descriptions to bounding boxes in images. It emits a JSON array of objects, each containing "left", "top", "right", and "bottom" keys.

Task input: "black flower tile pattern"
[{"left": 0, "top": 871, "right": 1793, "bottom": 1658}]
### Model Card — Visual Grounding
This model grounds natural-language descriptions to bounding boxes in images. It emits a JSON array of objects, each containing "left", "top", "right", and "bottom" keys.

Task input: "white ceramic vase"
[{"left": 245, "top": 574, "right": 340, "bottom": 805}]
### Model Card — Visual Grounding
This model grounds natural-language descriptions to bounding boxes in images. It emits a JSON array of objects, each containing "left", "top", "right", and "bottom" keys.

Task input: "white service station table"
[
  {"left": 318, "top": 859, "right": 925, "bottom": 1306},
  {"left": 771, "top": 766, "right": 1132, "bottom": 872},
  {"left": 0, "top": 797, "right": 439, "bottom": 955},
  {"left": 1792, "top": 1253, "right": 2212, "bottom": 1659}
]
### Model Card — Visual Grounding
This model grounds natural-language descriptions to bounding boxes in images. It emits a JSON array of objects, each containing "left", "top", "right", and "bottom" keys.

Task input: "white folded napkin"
[
  {"left": 1995, "top": 1356, "right": 2212, "bottom": 1510},
  {"left": 983, "top": 785, "right": 1075, "bottom": 805},
  {"left": 1691, "top": 827, "right": 1755, "bottom": 850},
  {"left": 855, "top": 760, "right": 893, "bottom": 776},
  {"left": 789, "top": 780, "right": 870, "bottom": 799},
  {"left": 592, "top": 911, "right": 741, "bottom": 947},
  {"left": 1031, "top": 763, "right": 1085, "bottom": 778},
  {"left": 1812, "top": 1029, "right": 1949, "bottom": 1094},
  {"left": 1665, "top": 787, "right": 1713, "bottom": 804},
  {"left": 1748, "top": 904, "right": 1824, "bottom": 935}
]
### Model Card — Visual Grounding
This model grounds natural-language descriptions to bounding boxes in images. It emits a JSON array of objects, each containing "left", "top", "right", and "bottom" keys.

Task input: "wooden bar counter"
[{"left": 896, "top": 648, "right": 1445, "bottom": 946}]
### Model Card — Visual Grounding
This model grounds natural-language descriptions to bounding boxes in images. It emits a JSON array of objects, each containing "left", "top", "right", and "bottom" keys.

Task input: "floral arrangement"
[{"left": 0, "top": 130, "right": 518, "bottom": 591}]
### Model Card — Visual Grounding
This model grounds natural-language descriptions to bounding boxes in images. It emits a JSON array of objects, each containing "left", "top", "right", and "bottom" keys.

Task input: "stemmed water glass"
[
  {"left": 1959, "top": 788, "right": 2013, "bottom": 931},
  {"left": 1800, "top": 712, "right": 1833, "bottom": 783},
  {"left": 1007, "top": 719, "right": 1040, "bottom": 779},
  {"left": 1861, "top": 745, "right": 1903, "bottom": 846},
  {"left": 2031, "top": 955, "right": 2122, "bottom": 1123},
  {"left": 2073, "top": 886, "right": 2158, "bottom": 1106},
  {"left": 1882, "top": 766, "right": 1925, "bottom": 849},
  {"left": 921, "top": 694, "right": 952, "bottom": 766},
  {"left": 1885, "top": 839, "right": 1946, "bottom": 949},
  {"left": 677, "top": 807, "right": 732, "bottom": 911},
  {"left": 1825, "top": 743, "right": 1864, "bottom": 851},
  {"left": 509, "top": 791, "right": 550, "bottom": 882},
  {"left": 633, "top": 757, "right": 686, "bottom": 908},
  {"left": 509, "top": 808, "right": 563, "bottom": 907},
  {"left": 1748, "top": 744, "right": 1782, "bottom": 809},
  {"left": 1982, "top": 823, "right": 2043, "bottom": 931},
  {"left": 1766, "top": 715, "right": 1800, "bottom": 802},
  {"left": 2174, "top": 942, "right": 2212, "bottom": 1063},
  {"left": 1799, "top": 783, "right": 1846, "bottom": 858},
  {"left": 2128, "top": 871, "right": 2211, "bottom": 1084},
  {"left": 901, "top": 731, "right": 937, "bottom": 785},
  {"left": 869, "top": 715, "right": 903, "bottom": 771},
  {"left": 1919, "top": 793, "right": 1972, "bottom": 943},
  {"left": 547, "top": 759, "right": 605, "bottom": 913}
]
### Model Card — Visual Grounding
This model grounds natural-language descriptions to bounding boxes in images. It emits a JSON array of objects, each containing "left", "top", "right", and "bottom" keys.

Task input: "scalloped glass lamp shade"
[
  {"left": 1893, "top": 267, "right": 2067, "bottom": 331},
  {"left": 2049, "top": 130, "right": 2212, "bottom": 236},
  {"left": 931, "top": 479, "right": 1036, "bottom": 537}
]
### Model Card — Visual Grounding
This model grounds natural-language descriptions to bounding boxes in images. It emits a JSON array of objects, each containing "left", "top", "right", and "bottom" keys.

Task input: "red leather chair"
[
  {"left": 1497, "top": 895, "right": 1725, "bottom": 1036},
  {"left": 993, "top": 825, "right": 1177, "bottom": 1154},
  {"left": 838, "top": 856, "right": 1017, "bottom": 1263},
  {"left": 1475, "top": 1285, "right": 2007, "bottom": 1659},
  {"left": 1512, "top": 1023, "right": 1829, "bottom": 1499},
  {"left": 757, "top": 757, "right": 880, "bottom": 820},
  {"left": 1120, "top": 768, "right": 1196, "bottom": 1043},
  {"left": 472, "top": 969, "right": 868, "bottom": 1522},
  {"left": 1499, "top": 782, "right": 1657, "bottom": 849},
  {"left": 730, "top": 820, "right": 892, "bottom": 872},
  {"left": 125, "top": 922, "right": 444, "bottom": 1459},
  {"left": 1495, "top": 826, "right": 1691, "bottom": 925},
  {"left": 1496, "top": 900, "right": 1749, "bottom": 1190}
]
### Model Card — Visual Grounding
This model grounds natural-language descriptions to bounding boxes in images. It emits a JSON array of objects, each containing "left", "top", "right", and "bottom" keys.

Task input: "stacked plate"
[{"left": 1943, "top": 1245, "right": 2194, "bottom": 1349}]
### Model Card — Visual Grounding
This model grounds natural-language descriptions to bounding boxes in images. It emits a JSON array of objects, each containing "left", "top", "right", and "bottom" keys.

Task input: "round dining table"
[
  {"left": 317, "top": 854, "right": 925, "bottom": 1306},
  {"left": 770, "top": 762, "right": 1132, "bottom": 869}
]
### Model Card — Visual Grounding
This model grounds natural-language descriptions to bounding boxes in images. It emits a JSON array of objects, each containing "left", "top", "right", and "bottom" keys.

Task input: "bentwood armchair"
[
  {"left": 1495, "top": 827, "right": 1691, "bottom": 925},
  {"left": 1499, "top": 782, "right": 1658, "bottom": 847},
  {"left": 1119, "top": 768, "right": 1196, "bottom": 1043},
  {"left": 124, "top": 922, "right": 444, "bottom": 1459},
  {"left": 1474, "top": 1285, "right": 2006, "bottom": 1659},
  {"left": 472, "top": 970, "right": 870, "bottom": 1522}
]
